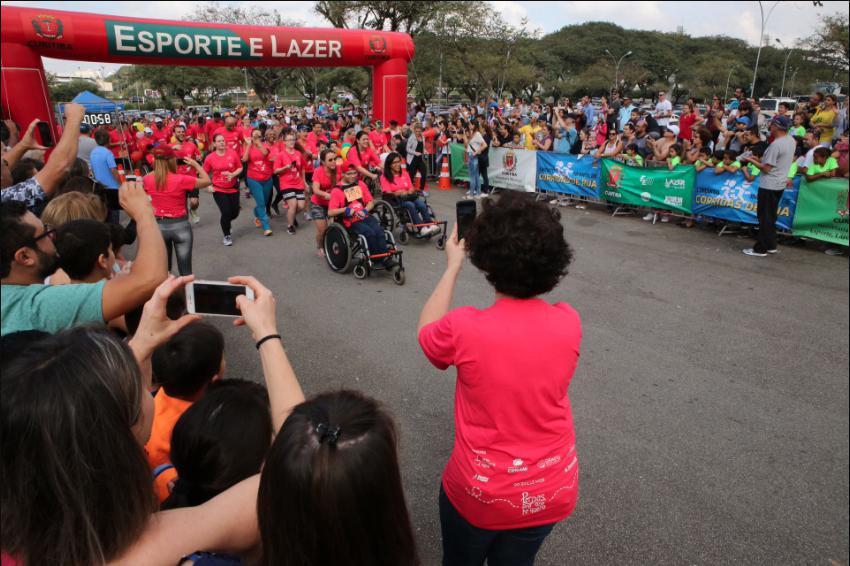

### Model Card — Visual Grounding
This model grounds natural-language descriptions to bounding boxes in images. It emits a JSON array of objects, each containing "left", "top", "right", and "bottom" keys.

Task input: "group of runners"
[{"left": 94, "top": 106, "right": 433, "bottom": 274}]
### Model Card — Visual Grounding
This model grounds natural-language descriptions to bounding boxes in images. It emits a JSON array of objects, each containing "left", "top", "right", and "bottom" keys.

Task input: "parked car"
[{"left": 758, "top": 97, "right": 796, "bottom": 118}]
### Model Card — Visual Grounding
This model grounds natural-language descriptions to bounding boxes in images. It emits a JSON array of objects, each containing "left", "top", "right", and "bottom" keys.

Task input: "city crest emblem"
[{"left": 32, "top": 14, "right": 64, "bottom": 40}]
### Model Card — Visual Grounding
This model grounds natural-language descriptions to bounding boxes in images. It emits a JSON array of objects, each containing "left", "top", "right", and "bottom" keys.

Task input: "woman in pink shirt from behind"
[
  {"left": 418, "top": 191, "right": 580, "bottom": 565},
  {"left": 142, "top": 146, "right": 210, "bottom": 275}
]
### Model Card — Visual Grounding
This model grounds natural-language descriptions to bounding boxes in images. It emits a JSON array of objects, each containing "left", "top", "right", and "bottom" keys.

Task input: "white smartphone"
[{"left": 185, "top": 280, "right": 254, "bottom": 317}]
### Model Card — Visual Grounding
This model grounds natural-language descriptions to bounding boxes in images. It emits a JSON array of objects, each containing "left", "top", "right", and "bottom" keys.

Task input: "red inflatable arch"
[{"left": 1, "top": 6, "right": 414, "bottom": 137}]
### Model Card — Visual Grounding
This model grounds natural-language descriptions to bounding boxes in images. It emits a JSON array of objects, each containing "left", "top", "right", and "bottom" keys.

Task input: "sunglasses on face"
[{"left": 32, "top": 225, "right": 57, "bottom": 244}]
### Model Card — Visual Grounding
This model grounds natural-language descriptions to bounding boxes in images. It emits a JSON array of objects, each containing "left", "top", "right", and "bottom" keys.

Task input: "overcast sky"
[{"left": 2, "top": 0, "right": 848, "bottom": 76}]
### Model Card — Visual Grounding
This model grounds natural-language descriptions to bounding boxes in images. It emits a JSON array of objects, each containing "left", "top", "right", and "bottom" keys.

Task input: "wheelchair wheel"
[
  {"left": 427, "top": 204, "right": 437, "bottom": 220},
  {"left": 392, "top": 267, "right": 406, "bottom": 286},
  {"left": 323, "top": 223, "right": 352, "bottom": 273},
  {"left": 371, "top": 200, "right": 396, "bottom": 232},
  {"left": 436, "top": 235, "right": 446, "bottom": 250},
  {"left": 398, "top": 229, "right": 410, "bottom": 245},
  {"left": 353, "top": 262, "right": 369, "bottom": 279}
]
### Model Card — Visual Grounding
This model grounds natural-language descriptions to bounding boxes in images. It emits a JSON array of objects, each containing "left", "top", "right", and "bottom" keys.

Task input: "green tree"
[
  {"left": 188, "top": 4, "right": 302, "bottom": 104},
  {"left": 802, "top": 13, "right": 849, "bottom": 73},
  {"left": 50, "top": 79, "right": 104, "bottom": 102}
]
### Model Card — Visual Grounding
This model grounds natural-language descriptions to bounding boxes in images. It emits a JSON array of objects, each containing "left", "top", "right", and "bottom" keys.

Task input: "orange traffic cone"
[
  {"left": 414, "top": 169, "right": 424, "bottom": 190},
  {"left": 438, "top": 158, "right": 451, "bottom": 191}
]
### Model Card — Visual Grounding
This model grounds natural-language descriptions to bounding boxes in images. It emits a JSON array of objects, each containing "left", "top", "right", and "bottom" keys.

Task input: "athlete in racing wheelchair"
[
  {"left": 376, "top": 152, "right": 448, "bottom": 248},
  {"left": 324, "top": 163, "right": 405, "bottom": 285}
]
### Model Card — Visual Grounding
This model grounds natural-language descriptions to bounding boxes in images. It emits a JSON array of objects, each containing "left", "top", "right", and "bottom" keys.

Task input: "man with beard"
[{"left": 0, "top": 181, "right": 167, "bottom": 335}]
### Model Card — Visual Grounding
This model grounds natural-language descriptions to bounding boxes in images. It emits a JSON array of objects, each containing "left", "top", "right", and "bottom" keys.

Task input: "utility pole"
[{"left": 750, "top": 0, "right": 780, "bottom": 98}]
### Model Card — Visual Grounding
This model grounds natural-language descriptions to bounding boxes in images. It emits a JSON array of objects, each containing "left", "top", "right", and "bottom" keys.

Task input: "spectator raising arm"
[
  {"left": 2, "top": 119, "right": 47, "bottom": 170},
  {"left": 36, "top": 103, "right": 86, "bottom": 197},
  {"left": 101, "top": 180, "right": 168, "bottom": 321}
]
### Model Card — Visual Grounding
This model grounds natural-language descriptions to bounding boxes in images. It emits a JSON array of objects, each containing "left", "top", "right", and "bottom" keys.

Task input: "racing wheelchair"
[
  {"left": 370, "top": 194, "right": 448, "bottom": 249},
  {"left": 322, "top": 202, "right": 406, "bottom": 285}
]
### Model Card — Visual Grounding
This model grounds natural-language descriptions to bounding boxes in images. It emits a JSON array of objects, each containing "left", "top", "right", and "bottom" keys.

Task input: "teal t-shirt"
[{"left": 1, "top": 280, "right": 106, "bottom": 335}]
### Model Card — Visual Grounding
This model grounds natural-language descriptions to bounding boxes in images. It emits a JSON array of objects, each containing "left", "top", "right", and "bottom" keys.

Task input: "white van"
[{"left": 759, "top": 97, "right": 796, "bottom": 118}]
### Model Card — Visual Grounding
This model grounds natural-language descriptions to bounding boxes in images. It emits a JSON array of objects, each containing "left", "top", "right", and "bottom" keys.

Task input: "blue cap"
[
  {"left": 735, "top": 116, "right": 750, "bottom": 126},
  {"left": 770, "top": 115, "right": 790, "bottom": 130}
]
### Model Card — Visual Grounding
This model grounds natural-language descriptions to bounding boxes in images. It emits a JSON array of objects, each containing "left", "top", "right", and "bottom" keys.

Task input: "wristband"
[
  {"left": 345, "top": 207, "right": 352, "bottom": 217},
  {"left": 255, "top": 334, "right": 282, "bottom": 350}
]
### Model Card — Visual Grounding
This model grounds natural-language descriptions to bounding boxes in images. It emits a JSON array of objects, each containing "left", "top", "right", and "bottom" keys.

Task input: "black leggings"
[
  {"left": 409, "top": 156, "right": 428, "bottom": 190},
  {"left": 268, "top": 175, "right": 282, "bottom": 213},
  {"left": 213, "top": 191, "right": 240, "bottom": 236}
]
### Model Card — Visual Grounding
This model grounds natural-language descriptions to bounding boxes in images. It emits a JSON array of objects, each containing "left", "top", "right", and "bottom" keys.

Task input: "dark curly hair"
[{"left": 465, "top": 191, "right": 573, "bottom": 298}]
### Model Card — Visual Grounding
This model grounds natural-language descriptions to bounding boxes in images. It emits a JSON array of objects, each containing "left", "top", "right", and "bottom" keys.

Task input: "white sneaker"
[
  {"left": 426, "top": 225, "right": 439, "bottom": 235},
  {"left": 464, "top": 191, "right": 472, "bottom": 197},
  {"left": 189, "top": 209, "right": 200, "bottom": 224},
  {"left": 223, "top": 235, "right": 233, "bottom": 246},
  {"left": 660, "top": 216, "right": 670, "bottom": 223},
  {"left": 549, "top": 198, "right": 561, "bottom": 204},
  {"left": 766, "top": 248, "right": 779, "bottom": 254},
  {"left": 742, "top": 248, "right": 767, "bottom": 257},
  {"left": 303, "top": 212, "right": 312, "bottom": 222},
  {"left": 825, "top": 248, "right": 846, "bottom": 256},
  {"left": 642, "top": 213, "right": 655, "bottom": 222}
]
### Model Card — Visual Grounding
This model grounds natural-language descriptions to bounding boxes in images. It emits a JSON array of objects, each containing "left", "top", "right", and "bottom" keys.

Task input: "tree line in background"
[{"left": 55, "top": 2, "right": 849, "bottom": 107}]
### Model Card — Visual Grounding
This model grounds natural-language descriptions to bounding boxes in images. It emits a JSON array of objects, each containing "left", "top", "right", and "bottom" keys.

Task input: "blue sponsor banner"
[
  {"left": 535, "top": 152, "right": 600, "bottom": 199},
  {"left": 693, "top": 169, "right": 799, "bottom": 230}
]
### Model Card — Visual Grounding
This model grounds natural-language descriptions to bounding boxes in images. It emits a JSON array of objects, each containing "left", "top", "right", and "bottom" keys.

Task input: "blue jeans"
[
  {"left": 401, "top": 198, "right": 432, "bottom": 225},
  {"left": 349, "top": 216, "right": 389, "bottom": 259},
  {"left": 246, "top": 177, "right": 272, "bottom": 231},
  {"left": 439, "top": 485, "right": 556, "bottom": 566},
  {"left": 468, "top": 154, "right": 481, "bottom": 196}
]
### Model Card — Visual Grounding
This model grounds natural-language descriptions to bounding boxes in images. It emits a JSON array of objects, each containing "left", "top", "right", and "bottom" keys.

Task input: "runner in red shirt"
[
  {"left": 202, "top": 133, "right": 243, "bottom": 246},
  {"left": 213, "top": 117, "right": 242, "bottom": 155},
  {"left": 306, "top": 122, "right": 330, "bottom": 154},
  {"left": 242, "top": 128, "right": 274, "bottom": 236},
  {"left": 273, "top": 131, "right": 307, "bottom": 235},
  {"left": 347, "top": 131, "right": 381, "bottom": 187},
  {"left": 203, "top": 113, "right": 224, "bottom": 148},
  {"left": 171, "top": 124, "right": 203, "bottom": 224},
  {"left": 368, "top": 122, "right": 390, "bottom": 154},
  {"left": 142, "top": 145, "right": 211, "bottom": 274},
  {"left": 264, "top": 127, "right": 285, "bottom": 218},
  {"left": 309, "top": 147, "right": 340, "bottom": 256}
]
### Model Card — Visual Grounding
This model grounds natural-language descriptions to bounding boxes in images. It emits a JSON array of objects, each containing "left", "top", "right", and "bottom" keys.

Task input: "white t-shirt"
[{"left": 655, "top": 99, "right": 673, "bottom": 126}]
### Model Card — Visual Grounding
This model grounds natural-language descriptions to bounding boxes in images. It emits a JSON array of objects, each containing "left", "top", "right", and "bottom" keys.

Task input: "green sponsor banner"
[
  {"left": 106, "top": 20, "right": 255, "bottom": 60},
  {"left": 599, "top": 159, "right": 695, "bottom": 214},
  {"left": 791, "top": 177, "right": 849, "bottom": 245},
  {"left": 450, "top": 143, "right": 469, "bottom": 181}
]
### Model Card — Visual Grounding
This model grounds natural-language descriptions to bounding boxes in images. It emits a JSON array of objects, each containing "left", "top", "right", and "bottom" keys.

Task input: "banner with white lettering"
[
  {"left": 693, "top": 169, "right": 799, "bottom": 231},
  {"left": 487, "top": 147, "right": 536, "bottom": 192},
  {"left": 535, "top": 152, "right": 600, "bottom": 199}
]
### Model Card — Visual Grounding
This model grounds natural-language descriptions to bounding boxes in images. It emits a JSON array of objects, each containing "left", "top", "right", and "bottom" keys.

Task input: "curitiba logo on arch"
[
  {"left": 606, "top": 164, "right": 623, "bottom": 189},
  {"left": 32, "top": 14, "right": 64, "bottom": 40},
  {"left": 106, "top": 21, "right": 344, "bottom": 61}
]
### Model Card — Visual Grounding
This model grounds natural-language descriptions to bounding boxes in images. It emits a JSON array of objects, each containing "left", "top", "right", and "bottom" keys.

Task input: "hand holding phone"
[
  {"left": 227, "top": 275, "right": 278, "bottom": 340},
  {"left": 186, "top": 280, "right": 254, "bottom": 318},
  {"left": 456, "top": 199, "right": 477, "bottom": 241},
  {"left": 36, "top": 121, "right": 54, "bottom": 148}
]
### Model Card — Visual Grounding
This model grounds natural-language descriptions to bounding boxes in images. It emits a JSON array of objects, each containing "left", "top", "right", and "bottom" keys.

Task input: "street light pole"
[
  {"left": 776, "top": 39, "right": 793, "bottom": 97},
  {"left": 242, "top": 67, "right": 249, "bottom": 105},
  {"left": 724, "top": 64, "right": 737, "bottom": 102},
  {"left": 750, "top": 0, "right": 780, "bottom": 99},
  {"left": 604, "top": 49, "right": 633, "bottom": 92}
]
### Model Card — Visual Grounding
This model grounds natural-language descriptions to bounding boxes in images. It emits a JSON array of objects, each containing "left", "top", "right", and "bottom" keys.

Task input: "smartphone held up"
[
  {"left": 186, "top": 280, "right": 254, "bottom": 317},
  {"left": 456, "top": 199, "right": 477, "bottom": 241}
]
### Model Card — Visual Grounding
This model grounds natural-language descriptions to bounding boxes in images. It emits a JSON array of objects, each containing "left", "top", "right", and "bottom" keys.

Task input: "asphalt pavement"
[{"left": 159, "top": 183, "right": 849, "bottom": 566}]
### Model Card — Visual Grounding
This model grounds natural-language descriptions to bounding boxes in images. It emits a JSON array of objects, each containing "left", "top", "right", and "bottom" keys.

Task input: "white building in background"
[{"left": 53, "top": 69, "right": 114, "bottom": 93}]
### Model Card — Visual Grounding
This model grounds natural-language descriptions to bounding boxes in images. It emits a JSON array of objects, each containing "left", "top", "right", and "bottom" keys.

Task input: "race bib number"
[{"left": 344, "top": 186, "right": 363, "bottom": 202}]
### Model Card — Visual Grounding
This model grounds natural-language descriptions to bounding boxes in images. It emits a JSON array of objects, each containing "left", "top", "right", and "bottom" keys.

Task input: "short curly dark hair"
[{"left": 465, "top": 192, "right": 573, "bottom": 298}]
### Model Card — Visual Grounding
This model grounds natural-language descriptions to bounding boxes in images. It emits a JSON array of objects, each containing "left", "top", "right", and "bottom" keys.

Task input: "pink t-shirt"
[
  {"left": 347, "top": 145, "right": 381, "bottom": 176},
  {"left": 203, "top": 150, "right": 241, "bottom": 193},
  {"left": 212, "top": 127, "right": 242, "bottom": 155},
  {"left": 311, "top": 166, "right": 337, "bottom": 206},
  {"left": 246, "top": 143, "right": 273, "bottom": 181},
  {"left": 274, "top": 149, "right": 305, "bottom": 189},
  {"left": 380, "top": 170, "right": 414, "bottom": 194},
  {"left": 328, "top": 182, "right": 373, "bottom": 228},
  {"left": 142, "top": 173, "right": 197, "bottom": 218},
  {"left": 418, "top": 298, "right": 582, "bottom": 530}
]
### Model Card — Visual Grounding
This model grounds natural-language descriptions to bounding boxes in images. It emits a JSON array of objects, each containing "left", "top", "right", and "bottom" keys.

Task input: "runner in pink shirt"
[{"left": 418, "top": 191, "right": 580, "bottom": 565}]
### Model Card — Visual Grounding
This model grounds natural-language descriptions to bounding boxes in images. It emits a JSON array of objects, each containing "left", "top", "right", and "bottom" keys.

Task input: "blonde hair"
[
  {"left": 41, "top": 192, "right": 108, "bottom": 227},
  {"left": 153, "top": 157, "right": 177, "bottom": 191}
]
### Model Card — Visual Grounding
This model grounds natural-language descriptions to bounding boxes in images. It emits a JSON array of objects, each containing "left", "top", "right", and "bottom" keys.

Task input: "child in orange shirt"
[{"left": 146, "top": 321, "right": 225, "bottom": 502}]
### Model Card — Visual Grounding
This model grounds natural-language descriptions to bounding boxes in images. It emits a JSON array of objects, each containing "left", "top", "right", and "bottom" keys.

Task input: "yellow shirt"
[
  {"left": 519, "top": 124, "right": 541, "bottom": 150},
  {"left": 811, "top": 108, "right": 836, "bottom": 144}
]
